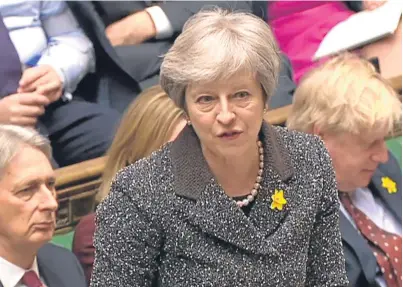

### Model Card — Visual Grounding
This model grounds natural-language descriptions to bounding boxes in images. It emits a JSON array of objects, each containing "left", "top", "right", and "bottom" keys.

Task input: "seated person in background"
[
  {"left": 72, "top": 85, "right": 186, "bottom": 285},
  {"left": 0, "top": 1, "right": 120, "bottom": 167},
  {"left": 0, "top": 125, "right": 86, "bottom": 287},
  {"left": 67, "top": 1, "right": 296, "bottom": 113},
  {"left": 287, "top": 53, "right": 402, "bottom": 287},
  {"left": 254, "top": 0, "right": 401, "bottom": 83}
]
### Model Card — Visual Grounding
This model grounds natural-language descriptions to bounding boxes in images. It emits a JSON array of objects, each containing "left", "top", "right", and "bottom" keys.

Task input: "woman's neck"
[{"left": 202, "top": 143, "right": 261, "bottom": 198}]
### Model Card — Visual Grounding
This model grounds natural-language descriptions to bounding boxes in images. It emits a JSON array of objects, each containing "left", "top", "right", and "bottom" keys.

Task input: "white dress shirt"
[
  {"left": 145, "top": 5, "right": 174, "bottom": 39},
  {"left": 340, "top": 187, "right": 402, "bottom": 287},
  {"left": 0, "top": 1, "right": 96, "bottom": 100},
  {"left": 0, "top": 256, "right": 43, "bottom": 287}
]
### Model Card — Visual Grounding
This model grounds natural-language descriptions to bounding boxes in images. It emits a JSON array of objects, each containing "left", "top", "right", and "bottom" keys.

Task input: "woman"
[
  {"left": 72, "top": 85, "right": 185, "bottom": 285},
  {"left": 90, "top": 9, "right": 349, "bottom": 286},
  {"left": 287, "top": 53, "right": 402, "bottom": 287}
]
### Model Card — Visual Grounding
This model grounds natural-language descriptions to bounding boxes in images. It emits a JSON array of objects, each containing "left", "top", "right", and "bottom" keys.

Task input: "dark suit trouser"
[{"left": 38, "top": 97, "right": 120, "bottom": 167}]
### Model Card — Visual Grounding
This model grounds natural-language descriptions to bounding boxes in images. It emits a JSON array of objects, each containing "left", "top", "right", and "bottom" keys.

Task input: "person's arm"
[
  {"left": 90, "top": 170, "right": 163, "bottom": 287},
  {"left": 0, "top": 93, "right": 49, "bottom": 126},
  {"left": 159, "top": 1, "right": 252, "bottom": 34},
  {"left": 305, "top": 139, "right": 349, "bottom": 287},
  {"left": 105, "top": 1, "right": 252, "bottom": 46},
  {"left": 37, "top": 1, "right": 95, "bottom": 94}
]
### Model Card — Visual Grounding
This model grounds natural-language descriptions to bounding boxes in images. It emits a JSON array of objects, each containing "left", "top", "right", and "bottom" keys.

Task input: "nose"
[
  {"left": 371, "top": 141, "right": 389, "bottom": 164},
  {"left": 38, "top": 185, "right": 58, "bottom": 212},
  {"left": 216, "top": 99, "right": 235, "bottom": 125}
]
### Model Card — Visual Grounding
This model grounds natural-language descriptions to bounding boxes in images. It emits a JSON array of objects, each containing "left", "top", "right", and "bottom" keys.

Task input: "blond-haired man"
[{"left": 287, "top": 53, "right": 402, "bottom": 287}]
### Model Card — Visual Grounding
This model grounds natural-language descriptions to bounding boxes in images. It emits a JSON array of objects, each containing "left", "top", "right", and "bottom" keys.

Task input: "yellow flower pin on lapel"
[
  {"left": 382, "top": 176, "right": 397, "bottom": 194},
  {"left": 271, "top": 189, "right": 287, "bottom": 211}
]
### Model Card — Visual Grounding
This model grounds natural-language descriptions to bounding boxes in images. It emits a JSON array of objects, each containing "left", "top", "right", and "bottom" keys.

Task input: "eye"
[
  {"left": 20, "top": 187, "right": 33, "bottom": 193},
  {"left": 234, "top": 91, "right": 250, "bottom": 99},
  {"left": 196, "top": 95, "right": 214, "bottom": 104},
  {"left": 47, "top": 179, "right": 56, "bottom": 189},
  {"left": 16, "top": 186, "right": 36, "bottom": 201}
]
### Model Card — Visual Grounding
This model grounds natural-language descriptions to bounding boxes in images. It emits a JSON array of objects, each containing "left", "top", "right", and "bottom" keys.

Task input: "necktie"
[
  {"left": 21, "top": 270, "right": 45, "bottom": 287},
  {"left": 0, "top": 13, "right": 22, "bottom": 98},
  {"left": 340, "top": 192, "right": 402, "bottom": 287}
]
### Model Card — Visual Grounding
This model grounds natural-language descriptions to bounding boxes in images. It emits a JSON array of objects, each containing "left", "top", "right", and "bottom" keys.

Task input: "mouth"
[
  {"left": 33, "top": 221, "right": 55, "bottom": 230},
  {"left": 218, "top": 130, "right": 242, "bottom": 140}
]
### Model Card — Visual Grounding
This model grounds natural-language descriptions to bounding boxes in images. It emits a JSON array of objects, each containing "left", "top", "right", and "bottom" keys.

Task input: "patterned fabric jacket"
[{"left": 90, "top": 122, "right": 349, "bottom": 287}]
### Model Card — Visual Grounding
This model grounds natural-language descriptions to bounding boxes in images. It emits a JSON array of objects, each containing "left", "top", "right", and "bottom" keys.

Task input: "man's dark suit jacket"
[
  {"left": 340, "top": 152, "right": 402, "bottom": 286},
  {"left": 0, "top": 243, "right": 86, "bottom": 287},
  {"left": 68, "top": 1, "right": 296, "bottom": 113}
]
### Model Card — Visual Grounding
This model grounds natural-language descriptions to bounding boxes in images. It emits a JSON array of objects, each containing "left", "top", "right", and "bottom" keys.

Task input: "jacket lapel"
[
  {"left": 188, "top": 180, "right": 275, "bottom": 254},
  {"left": 248, "top": 123, "right": 294, "bottom": 239},
  {"left": 37, "top": 249, "right": 66, "bottom": 287},
  {"left": 339, "top": 212, "right": 378, "bottom": 284},
  {"left": 370, "top": 161, "right": 402, "bottom": 222},
  {"left": 170, "top": 123, "right": 293, "bottom": 255}
]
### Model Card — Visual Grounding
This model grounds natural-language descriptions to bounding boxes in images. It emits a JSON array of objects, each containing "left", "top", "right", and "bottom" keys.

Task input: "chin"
[{"left": 31, "top": 229, "right": 54, "bottom": 244}]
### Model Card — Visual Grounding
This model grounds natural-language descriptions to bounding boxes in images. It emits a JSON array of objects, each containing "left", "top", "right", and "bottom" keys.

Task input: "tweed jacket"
[{"left": 90, "top": 123, "right": 349, "bottom": 287}]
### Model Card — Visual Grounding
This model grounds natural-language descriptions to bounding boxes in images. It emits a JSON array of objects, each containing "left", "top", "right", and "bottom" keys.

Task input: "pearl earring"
[
  {"left": 263, "top": 108, "right": 267, "bottom": 113},
  {"left": 187, "top": 120, "right": 192, "bottom": 126}
]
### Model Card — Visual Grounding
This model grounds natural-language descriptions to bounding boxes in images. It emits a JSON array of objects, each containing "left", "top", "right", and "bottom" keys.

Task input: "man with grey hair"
[{"left": 0, "top": 125, "right": 86, "bottom": 287}]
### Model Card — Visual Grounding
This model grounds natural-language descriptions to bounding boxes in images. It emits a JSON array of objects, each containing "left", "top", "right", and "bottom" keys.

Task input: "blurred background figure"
[
  {"left": 68, "top": 1, "right": 297, "bottom": 113},
  {"left": 0, "top": 1, "right": 120, "bottom": 167},
  {"left": 252, "top": 0, "right": 402, "bottom": 83}
]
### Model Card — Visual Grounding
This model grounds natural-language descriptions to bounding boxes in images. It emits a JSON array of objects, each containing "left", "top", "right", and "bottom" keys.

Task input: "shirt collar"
[{"left": 0, "top": 256, "right": 39, "bottom": 287}]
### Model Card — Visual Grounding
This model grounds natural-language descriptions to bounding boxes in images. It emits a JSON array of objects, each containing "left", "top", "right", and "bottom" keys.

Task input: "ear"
[{"left": 312, "top": 124, "right": 324, "bottom": 139}]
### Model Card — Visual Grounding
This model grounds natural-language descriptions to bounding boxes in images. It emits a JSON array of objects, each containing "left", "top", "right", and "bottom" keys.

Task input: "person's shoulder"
[
  {"left": 273, "top": 126, "right": 332, "bottom": 172},
  {"left": 111, "top": 144, "right": 173, "bottom": 194},
  {"left": 38, "top": 243, "right": 86, "bottom": 286},
  {"left": 39, "top": 243, "right": 80, "bottom": 262},
  {"left": 273, "top": 126, "right": 325, "bottom": 155}
]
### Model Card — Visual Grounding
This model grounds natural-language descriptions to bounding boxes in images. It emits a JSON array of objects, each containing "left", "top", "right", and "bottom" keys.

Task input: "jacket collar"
[
  {"left": 170, "top": 121, "right": 294, "bottom": 200},
  {"left": 37, "top": 245, "right": 66, "bottom": 287},
  {"left": 169, "top": 122, "right": 294, "bottom": 254},
  {"left": 369, "top": 160, "right": 402, "bottom": 222}
]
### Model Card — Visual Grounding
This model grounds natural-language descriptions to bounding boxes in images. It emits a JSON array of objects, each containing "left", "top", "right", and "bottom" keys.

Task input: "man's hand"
[
  {"left": 105, "top": 10, "right": 157, "bottom": 46},
  {"left": 18, "top": 65, "right": 63, "bottom": 103},
  {"left": 0, "top": 93, "right": 50, "bottom": 127},
  {"left": 362, "top": 0, "right": 387, "bottom": 11}
]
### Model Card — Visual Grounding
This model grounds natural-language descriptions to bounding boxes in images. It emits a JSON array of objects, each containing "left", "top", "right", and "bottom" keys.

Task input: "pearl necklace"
[{"left": 235, "top": 140, "right": 264, "bottom": 208}]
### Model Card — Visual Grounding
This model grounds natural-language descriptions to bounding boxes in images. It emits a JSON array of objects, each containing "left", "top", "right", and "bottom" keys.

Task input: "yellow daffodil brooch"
[
  {"left": 271, "top": 189, "right": 287, "bottom": 211},
  {"left": 382, "top": 176, "right": 397, "bottom": 194}
]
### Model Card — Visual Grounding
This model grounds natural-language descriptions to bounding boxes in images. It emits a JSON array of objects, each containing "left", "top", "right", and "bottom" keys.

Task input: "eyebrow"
[{"left": 14, "top": 176, "right": 56, "bottom": 190}]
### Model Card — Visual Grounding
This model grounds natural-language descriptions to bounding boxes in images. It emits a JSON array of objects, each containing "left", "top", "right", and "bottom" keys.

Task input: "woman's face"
[{"left": 185, "top": 70, "right": 265, "bottom": 157}]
